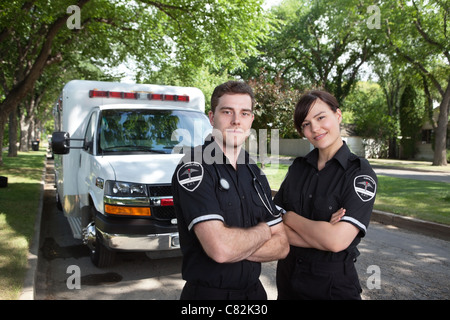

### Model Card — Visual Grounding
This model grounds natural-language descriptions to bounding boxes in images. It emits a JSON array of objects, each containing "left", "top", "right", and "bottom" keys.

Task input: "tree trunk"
[
  {"left": 433, "top": 81, "right": 450, "bottom": 166},
  {"left": 7, "top": 106, "right": 18, "bottom": 157},
  {"left": 19, "top": 114, "right": 31, "bottom": 152},
  {"left": 0, "top": 116, "right": 6, "bottom": 165}
]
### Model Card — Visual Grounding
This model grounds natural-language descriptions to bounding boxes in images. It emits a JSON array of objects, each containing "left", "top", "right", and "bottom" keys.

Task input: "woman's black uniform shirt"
[
  {"left": 274, "top": 142, "right": 377, "bottom": 261},
  {"left": 172, "top": 139, "right": 282, "bottom": 290}
]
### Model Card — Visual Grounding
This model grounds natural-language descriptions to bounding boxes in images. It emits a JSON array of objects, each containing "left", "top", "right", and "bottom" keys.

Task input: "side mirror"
[{"left": 52, "top": 132, "right": 71, "bottom": 154}]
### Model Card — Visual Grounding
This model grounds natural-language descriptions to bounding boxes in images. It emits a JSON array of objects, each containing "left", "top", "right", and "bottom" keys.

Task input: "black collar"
[
  {"left": 203, "top": 136, "right": 249, "bottom": 166},
  {"left": 305, "top": 141, "right": 350, "bottom": 170}
]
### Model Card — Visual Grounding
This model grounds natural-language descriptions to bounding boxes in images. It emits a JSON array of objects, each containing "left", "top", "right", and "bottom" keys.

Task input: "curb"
[{"left": 371, "top": 209, "right": 450, "bottom": 242}]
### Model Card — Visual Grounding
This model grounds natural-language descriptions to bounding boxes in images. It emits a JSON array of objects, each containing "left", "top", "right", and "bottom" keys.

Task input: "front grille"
[
  {"left": 151, "top": 206, "right": 176, "bottom": 220},
  {"left": 148, "top": 185, "right": 172, "bottom": 197},
  {"left": 148, "top": 184, "right": 175, "bottom": 221}
]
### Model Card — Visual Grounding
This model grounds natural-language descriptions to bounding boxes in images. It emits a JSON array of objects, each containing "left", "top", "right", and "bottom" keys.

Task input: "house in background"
[{"left": 415, "top": 106, "right": 450, "bottom": 161}]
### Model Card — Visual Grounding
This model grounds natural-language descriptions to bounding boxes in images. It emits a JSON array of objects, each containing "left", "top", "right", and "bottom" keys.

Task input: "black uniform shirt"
[
  {"left": 274, "top": 142, "right": 377, "bottom": 262},
  {"left": 172, "top": 139, "right": 282, "bottom": 290}
]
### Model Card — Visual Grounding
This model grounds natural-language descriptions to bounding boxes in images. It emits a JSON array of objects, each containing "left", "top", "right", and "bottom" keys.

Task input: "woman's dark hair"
[
  {"left": 293, "top": 90, "right": 339, "bottom": 135},
  {"left": 210, "top": 80, "right": 255, "bottom": 113}
]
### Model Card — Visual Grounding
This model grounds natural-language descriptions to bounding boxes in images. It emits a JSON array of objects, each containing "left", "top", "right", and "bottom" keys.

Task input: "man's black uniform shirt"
[
  {"left": 274, "top": 142, "right": 377, "bottom": 262},
  {"left": 172, "top": 139, "right": 282, "bottom": 290}
]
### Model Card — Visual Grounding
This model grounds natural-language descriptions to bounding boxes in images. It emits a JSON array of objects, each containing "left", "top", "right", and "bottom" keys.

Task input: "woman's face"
[{"left": 300, "top": 99, "right": 342, "bottom": 152}]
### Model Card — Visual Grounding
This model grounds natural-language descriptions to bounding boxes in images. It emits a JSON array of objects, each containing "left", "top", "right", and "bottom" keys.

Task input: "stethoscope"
[{"left": 213, "top": 163, "right": 280, "bottom": 218}]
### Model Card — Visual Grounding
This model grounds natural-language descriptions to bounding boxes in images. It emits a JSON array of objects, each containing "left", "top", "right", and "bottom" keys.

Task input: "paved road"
[
  {"left": 34, "top": 161, "right": 450, "bottom": 300},
  {"left": 372, "top": 166, "right": 450, "bottom": 183}
]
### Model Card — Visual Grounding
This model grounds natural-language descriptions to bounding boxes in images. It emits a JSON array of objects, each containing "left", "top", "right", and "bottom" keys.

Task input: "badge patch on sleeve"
[
  {"left": 354, "top": 175, "right": 376, "bottom": 202},
  {"left": 177, "top": 162, "right": 204, "bottom": 192}
]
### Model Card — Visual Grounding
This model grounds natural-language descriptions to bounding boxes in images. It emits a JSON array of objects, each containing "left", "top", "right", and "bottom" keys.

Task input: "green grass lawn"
[
  {"left": 262, "top": 162, "right": 450, "bottom": 225},
  {"left": 0, "top": 149, "right": 45, "bottom": 300},
  {"left": 374, "top": 175, "right": 450, "bottom": 225}
]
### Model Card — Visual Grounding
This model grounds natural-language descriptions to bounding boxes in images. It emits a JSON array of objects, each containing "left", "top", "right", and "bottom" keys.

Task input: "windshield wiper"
[{"left": 102, "top": 145, "right": 167, "bottom": 154}]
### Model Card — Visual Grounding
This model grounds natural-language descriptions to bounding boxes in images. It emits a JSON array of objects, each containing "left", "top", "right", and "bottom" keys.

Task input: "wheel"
[
  {"left": 83, "top": 206, "right": 115, "bottom": 268},
  {"left": 55, "top": 191, "right": 63, "bottom": 211},
  {"left": 89, "top": 229, "right": 116, "bottom": 268}
]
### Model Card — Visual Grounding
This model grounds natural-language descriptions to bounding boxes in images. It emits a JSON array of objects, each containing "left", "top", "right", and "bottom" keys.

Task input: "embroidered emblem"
[
  {"left": 354, "top": 175, "right": 376, "bottom": 202},
  {"left": 177, "top": 162, "right": 204, "bottom": 192}
]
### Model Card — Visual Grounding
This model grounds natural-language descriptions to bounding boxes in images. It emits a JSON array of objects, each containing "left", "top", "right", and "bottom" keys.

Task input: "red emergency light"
[
  {"left": 147, "top": 93, "right": 189, "bottom": 102},
  {"left": 89, "top": 89, "right": 189, "bottom": 102},
  {"left": 89, "top": 90, "right": 139, "bottom": 99}
]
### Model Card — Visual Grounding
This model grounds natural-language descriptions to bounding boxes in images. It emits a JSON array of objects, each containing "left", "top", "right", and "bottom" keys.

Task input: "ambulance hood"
[{"left": 105, "top": 154, "right": 184, "bottom": 185}]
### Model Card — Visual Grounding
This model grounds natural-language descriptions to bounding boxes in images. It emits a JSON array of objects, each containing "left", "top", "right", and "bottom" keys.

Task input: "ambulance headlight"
[{"left": 105, "top": 180, "right": 147, "bottom": 197}]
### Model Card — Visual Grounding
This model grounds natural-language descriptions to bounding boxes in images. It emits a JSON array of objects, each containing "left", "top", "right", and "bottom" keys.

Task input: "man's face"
[{"left": 208, "top": 93, "right": 254, "bottom": 150}]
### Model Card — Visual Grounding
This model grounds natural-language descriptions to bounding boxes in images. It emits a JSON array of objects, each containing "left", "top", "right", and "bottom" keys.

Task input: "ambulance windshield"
[{"left": 98, "top": 109, "right": 212, "bottom": 155}]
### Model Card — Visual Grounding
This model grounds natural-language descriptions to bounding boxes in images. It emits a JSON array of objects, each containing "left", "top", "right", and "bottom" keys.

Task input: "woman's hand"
[{"left": 329, "top": 208, "right": 346, "bottom": 224}]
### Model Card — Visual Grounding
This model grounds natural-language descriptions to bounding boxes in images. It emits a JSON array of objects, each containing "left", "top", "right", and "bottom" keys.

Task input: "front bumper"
[
  {"left": 95, "top": 212, "right": 179, "bottom": 251},
  {"left": 98, "top": 229, "right": 180, "bottom": 251}
]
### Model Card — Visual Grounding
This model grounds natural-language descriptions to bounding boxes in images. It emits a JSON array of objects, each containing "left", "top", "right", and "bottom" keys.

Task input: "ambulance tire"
[
  {"left": 55, "top": 191, "right": 63, "bottom": 211},
  {"left": 90, "top": 229, "right": 116, "bottom": 268}
]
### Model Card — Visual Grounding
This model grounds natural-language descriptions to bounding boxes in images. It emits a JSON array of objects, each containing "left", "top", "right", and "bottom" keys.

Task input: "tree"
[
  {"left": 345, "top": 81, "right": 394, "bottom": 158},
  {"left": 248, "top": 72, "right": 300, "bottom": 139},
  {"left": 369, "top": 53, "right": 409, "bottom": 159},
  {"left": 399, "top": 84, "right": 425, "bottom": 159},
  {"left": 0, "top": 0, "right": 271, "bottom": 164},
  {"left": 382, "top": 0, "right": 449, "bottom": 165},
  {"left": 254, "top": 0, "right": 383, "bottom": 105}
]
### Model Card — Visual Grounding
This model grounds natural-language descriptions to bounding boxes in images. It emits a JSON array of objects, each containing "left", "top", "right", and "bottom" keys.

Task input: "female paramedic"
[{"left": 274, "top": 90, "right": 377, "bottom": 300}]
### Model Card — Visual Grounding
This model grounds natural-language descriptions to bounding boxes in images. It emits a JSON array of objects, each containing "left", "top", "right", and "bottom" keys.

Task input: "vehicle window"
[
  {"left": 98, "top": 109, "right": 211, "bottom": 155},
  {"left": 83, "top": 112, "right": 98, "bottom": 154}
]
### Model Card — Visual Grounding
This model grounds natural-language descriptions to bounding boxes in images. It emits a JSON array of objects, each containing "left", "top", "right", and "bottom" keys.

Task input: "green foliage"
[
  {"left": 1, "top": 0, "right": 448, "bottom": 164},
  {"left": 0, "top": 0, "right": 272, "bottom": 106},
  {"left": 253, "top": 0, "right": 383, "bottom": 103},
  {"left": 0, "top": 0, "right": 274, "bottom": 158},
  {"left": 344, "top": 82, "right": 395, "bottom": 141},
  {"left": 399, "top": 85, "right": 425, "bottom": 159},
  {"left": 248, "top": 73, "right": 300, "bottom": 138}
]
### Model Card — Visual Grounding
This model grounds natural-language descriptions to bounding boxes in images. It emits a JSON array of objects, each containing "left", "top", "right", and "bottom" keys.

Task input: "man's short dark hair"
[{"left": 210, "top": 81, "right": 255, "bottom": 113}]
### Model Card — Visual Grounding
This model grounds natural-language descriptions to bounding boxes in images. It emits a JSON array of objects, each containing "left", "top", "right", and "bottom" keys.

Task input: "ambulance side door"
[{"left": 78, "top": 109, "right": 99, "bottom": 209}]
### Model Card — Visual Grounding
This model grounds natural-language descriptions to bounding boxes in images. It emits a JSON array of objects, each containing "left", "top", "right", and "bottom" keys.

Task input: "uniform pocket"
[
  {"left": 250, "top": 191, "right": 266, "bottom": 209},
  {"left": 329, "top": 263, "right": 362, "bottom": 300},
  {"left": 313, "top": 196, "right": 340, "bottom": 221}
]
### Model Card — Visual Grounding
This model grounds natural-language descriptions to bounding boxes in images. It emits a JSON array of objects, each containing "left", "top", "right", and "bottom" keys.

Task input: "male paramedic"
[{"left": 172, "top": 80, "right": 289, "bottom": 300}]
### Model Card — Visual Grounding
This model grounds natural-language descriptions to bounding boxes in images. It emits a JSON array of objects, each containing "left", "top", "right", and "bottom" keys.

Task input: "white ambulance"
[{"left": 52, "top": 80, "right": 211, "bottom": 267}]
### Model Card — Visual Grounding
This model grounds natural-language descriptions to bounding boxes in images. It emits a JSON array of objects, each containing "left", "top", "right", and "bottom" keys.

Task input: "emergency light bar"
[
  {"left": 89, "top": 90, "right": 139, "bottom": 99},
  {"left": 148, "top": 93, "right": 189, "bottom": 102},
  {"left": 89, "top": 90, "right": 189, "bottom": 102}
]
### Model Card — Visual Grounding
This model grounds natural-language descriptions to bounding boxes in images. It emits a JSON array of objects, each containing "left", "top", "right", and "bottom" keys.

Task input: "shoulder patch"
[
  {"left": 177, "top": 162, "right": 204, "bottom": 192},
  {"left": 354, "top": 175, "right": 376, "bottom": 202}
]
